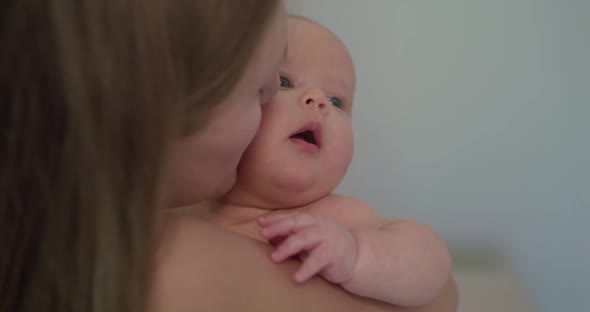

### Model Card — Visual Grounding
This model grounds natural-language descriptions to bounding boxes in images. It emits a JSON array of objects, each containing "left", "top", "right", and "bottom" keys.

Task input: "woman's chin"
[
  {"left": 213, "top": 171, "right": 238, "bottom": 198},
  {"left": 166, "top": 172, "right": 237, "bottom": 208}
]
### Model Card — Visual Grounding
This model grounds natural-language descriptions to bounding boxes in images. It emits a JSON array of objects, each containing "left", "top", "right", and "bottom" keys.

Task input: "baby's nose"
[{"left": 301, "top": 89, "right": 329, "bottom": 114}]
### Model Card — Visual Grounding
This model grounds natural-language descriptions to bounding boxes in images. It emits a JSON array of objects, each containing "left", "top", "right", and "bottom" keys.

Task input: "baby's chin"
[{"left": 221, "top": 177, "right": 332, "bottom": 209}]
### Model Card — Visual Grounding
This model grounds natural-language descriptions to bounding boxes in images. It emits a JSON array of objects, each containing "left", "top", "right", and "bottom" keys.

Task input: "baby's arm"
[
  {"left": 259, "top": 195, "right": 452, "bottom": 306},
  {"left": 346, "top": 219, "right": 450, "bottom": 306},
  {"left": 330, "top": 196, "right": 452, "bottom": 306}
]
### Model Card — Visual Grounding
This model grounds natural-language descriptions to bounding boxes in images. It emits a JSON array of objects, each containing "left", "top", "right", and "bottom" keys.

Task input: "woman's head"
[
  {"left": 0, "top": 0, "right": 285, "bottom": 311},
  {"left": 166, "top": 5, "right": 288, "bottom": 207}
]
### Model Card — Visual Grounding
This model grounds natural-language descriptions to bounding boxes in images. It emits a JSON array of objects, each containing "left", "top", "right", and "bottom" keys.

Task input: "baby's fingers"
[
  {"left": 260, "top": 213, "right": 316, "bottom": 240},
  {"left": 294, "top": 249, "right": 329, "bottom": 283},
  {"left": 271, "top": 228, "right": 321, "bottom": 263}
]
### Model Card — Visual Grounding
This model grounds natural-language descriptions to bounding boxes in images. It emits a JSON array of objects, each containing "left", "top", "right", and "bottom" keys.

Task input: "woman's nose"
[{"left": 301, "top": 89, "right": 329, "bottom": 114}]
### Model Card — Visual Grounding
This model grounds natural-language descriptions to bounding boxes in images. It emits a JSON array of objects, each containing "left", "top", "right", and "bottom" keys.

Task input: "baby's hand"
[{"left": 257, "top": 212, "right": 358, "bottom": 284}]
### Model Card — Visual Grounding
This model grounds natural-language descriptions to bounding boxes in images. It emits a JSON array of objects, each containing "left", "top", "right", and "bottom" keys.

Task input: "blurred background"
[{"left": 289, "top": 0, "right": 590, "bottom": 311}]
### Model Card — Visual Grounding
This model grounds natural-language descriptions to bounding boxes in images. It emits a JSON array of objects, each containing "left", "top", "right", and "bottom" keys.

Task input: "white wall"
[{"left": 294, "top": 0, "right": 590, "bottom": 311}]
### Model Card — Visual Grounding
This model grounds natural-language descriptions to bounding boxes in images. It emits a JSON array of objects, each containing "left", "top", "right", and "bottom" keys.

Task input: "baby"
[{"left": 204, "top": 16, "right": 451, "bottom": 307}]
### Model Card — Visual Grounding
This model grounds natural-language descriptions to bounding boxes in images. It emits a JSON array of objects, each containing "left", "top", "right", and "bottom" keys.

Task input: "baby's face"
[{"left": 228, "top": 17, "right": 356, "bottom": 208}]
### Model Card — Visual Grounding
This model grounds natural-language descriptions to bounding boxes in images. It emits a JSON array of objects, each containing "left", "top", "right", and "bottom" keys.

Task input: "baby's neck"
[
  {"left": 210, "top": 202, "right": 273, "bottom": 227},
  {"left": 206, "top": 200, "right": 311, "bottom": 241}
]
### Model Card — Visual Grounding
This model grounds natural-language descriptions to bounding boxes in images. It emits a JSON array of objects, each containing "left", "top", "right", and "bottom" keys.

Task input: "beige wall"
[{"left": 292, "top": 1, "right": 590, "bottom": 311}]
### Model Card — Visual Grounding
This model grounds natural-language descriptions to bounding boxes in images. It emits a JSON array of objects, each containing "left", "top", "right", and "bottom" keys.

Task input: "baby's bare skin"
[
  {"left": 204, "top": 193, "right": 451, "bottom": 306},
  {"left": 174, "top": 16, "right": 452, "bottom": 307},
  {"left": 155, "top": 214, "right": 458, "bottom": 312}
]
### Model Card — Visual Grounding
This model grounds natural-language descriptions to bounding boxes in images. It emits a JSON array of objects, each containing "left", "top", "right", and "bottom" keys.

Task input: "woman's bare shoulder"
[{"left": 152, "top": 216, "right": 458, "bottom": 312}]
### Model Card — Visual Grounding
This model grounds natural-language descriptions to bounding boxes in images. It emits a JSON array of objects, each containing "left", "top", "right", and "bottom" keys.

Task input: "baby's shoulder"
[{"left": 305, "top": 194, "right": 385, "bottom": 228}]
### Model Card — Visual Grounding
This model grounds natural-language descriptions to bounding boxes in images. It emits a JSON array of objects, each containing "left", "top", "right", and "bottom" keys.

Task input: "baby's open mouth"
[
  {"left": 288, "top": 121, "right": 322, "bottom": 153},
  {"left": 290, "top": 130, "right": 317, "bottom": 146}
]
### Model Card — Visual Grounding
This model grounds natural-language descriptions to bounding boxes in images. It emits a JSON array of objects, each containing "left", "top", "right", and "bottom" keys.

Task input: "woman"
[{"left": 0, "top": 1, "right": 457, "bottom": 311}]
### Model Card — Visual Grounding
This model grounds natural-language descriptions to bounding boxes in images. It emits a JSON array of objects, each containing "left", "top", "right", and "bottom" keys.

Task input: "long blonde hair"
[{"left": 0, "top": 1, "right": 279, "bottom": 311}]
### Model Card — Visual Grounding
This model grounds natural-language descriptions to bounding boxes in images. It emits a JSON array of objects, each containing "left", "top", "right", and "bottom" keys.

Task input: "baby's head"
[{"left": 223, "top": 16, "right": 356, "bottom": 208}]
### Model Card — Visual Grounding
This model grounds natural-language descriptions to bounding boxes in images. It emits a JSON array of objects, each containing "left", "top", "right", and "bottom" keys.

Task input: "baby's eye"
[
  {"left": 328, "top": 97, "right": 343, "bottom": 109},
  {"left": 279, "top": 75, "right": 293, "bottom": 88}
]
